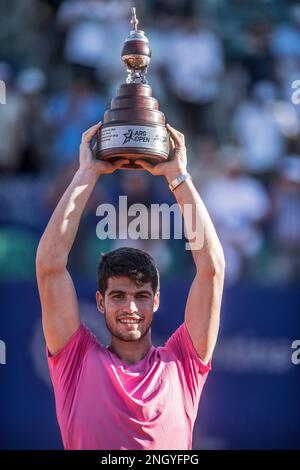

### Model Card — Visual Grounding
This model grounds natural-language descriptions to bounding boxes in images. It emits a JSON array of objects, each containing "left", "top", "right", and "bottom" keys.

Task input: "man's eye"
[{"left": 113, "top": 294, "right": 124, "bottom": 299}]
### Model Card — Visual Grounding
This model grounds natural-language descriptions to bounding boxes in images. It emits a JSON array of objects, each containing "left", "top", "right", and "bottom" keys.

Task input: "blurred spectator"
[
  {"left": 232, "top": 81, "right": 286, "bottom": 176},
  {"left": 270, "top": 155, "right": 300, "bottom": 282},
  {"left": 242, "top": 18, "right": 274, "bottom": 85},
  {"left": 189, "top": 134, "right": 222, "bottom": 189},
  {"left": 57, "top": 0, "right": 130, "bottom": 75},
  {"left": 149, "top": 0, "right": 194, "bottom": 24},
  {"left": 43, "top": 75, "right": 106, "bottom": 168},
  {"left": 0, "top": 62, "right": 27, "bottom": 173},
  {"left": 202, "top": 153, "right": 270, "bottom": 283},
  {"left": 271, "top": 5, "right": 300, "bottom": 60},
  {"left": 16, "top": 67, "right": 48, "bottom": 172},
  {"left": 163, "top": 16, "right": 224, "bottom": 136}
]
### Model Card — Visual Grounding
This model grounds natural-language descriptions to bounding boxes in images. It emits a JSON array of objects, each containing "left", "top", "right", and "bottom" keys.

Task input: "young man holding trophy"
[{"left": 36, "top": 9, "right": 225, "bottom": 450}]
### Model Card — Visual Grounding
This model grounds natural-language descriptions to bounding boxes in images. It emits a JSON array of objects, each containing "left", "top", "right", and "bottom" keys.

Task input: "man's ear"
[
  {"left": 96, "top": 291, "right": 105, "bottom": 314},
  {"left": 153, "top": 291, "right": 160, "bottom": 313}
]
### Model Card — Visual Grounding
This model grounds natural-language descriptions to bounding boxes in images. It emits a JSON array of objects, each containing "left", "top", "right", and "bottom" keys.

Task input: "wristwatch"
[{"left": 168, "top": 173, "right": 192, "bottom": 192}]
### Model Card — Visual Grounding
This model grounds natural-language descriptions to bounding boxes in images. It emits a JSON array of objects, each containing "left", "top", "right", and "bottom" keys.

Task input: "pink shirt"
[{"left": 47, "top": 323, "right": 211, "bottom": 450}]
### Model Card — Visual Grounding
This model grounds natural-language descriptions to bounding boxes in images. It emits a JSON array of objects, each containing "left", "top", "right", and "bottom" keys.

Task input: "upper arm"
[
  {"left": 36, "top": 268, "right": 80, "bottom": 356},
  {"left": 184, "top": 265, "right": 225, "bottom": 365}
]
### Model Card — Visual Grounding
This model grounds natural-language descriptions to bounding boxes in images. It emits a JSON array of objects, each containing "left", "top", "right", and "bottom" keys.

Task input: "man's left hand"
[{"left": 135, "top": 124, "right": 188, "bottom": 184}]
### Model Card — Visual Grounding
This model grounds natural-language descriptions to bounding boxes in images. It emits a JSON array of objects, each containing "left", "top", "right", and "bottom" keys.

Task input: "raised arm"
[
  {"left": 36, "top": 122, "right": 129, "bottom": 355},
  {"left": 136, "top": 124, "right": 225, "bottom": 365}
]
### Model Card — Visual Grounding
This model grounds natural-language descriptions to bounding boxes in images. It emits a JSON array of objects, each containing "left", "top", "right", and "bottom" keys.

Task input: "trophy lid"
[
  {"left": 121, "top": 7, "right": 151, "bottom": 73},
  {"left": 125, "top": 7, "right": 149, "bottom": 43}
]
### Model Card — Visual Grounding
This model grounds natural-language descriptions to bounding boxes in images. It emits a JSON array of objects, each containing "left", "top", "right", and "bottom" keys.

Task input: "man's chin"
[
  {"left": 105, "top": 319, "right": 152, "bottom": 342},
  {"left": 115, "top": 331, "right": 144, "bottom": 342},
  {"left": 110, "top": 326, "right": 151, "bottom": 342}
]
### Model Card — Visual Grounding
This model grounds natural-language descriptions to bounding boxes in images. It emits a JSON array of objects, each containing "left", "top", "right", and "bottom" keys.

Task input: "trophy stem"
[{"left": 126, "top": 67, "right": 148, "bottom": 85}]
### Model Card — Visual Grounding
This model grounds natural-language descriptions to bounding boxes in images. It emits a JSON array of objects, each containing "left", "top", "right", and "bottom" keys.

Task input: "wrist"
[
  {"left": 168, "top": 172, "right": 192, "bottom": 192},
  {"left": 165, "top": 167, "right": 187, "bottom": 184},
  {"left": 77, "top": 166, "right": 100, "bottom": 184}
]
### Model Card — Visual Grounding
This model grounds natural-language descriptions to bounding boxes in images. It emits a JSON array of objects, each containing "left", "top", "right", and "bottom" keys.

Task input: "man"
[{"left": 36, "top": 121, "right": 225, "bottom": 450}]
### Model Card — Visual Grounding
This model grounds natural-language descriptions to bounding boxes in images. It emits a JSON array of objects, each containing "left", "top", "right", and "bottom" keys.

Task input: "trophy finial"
[
  {"left": 131, "top": 7, "right": 138, "bottom": 31},
  {"left": 121, "top": 7, "right": 151, "bottom": 84}
]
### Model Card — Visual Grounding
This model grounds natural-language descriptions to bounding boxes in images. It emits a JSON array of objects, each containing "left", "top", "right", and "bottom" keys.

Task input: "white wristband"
[{"left": 168, "top": 173, "right": 192, "bottom": 192}]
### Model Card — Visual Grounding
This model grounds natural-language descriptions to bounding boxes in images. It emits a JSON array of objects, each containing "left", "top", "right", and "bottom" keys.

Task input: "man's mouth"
[{"left": 118, "top": 317, "right": 142, "bottom": 325}]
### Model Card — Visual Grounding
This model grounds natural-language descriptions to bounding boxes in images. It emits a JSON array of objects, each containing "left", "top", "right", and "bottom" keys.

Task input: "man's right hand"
[{"left": 80, "top": 122, "right": 130, "bottom": 175}]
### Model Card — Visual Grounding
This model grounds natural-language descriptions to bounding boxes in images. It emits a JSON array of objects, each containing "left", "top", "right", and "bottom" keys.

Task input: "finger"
[
  {"left": 113, "top": 159, "right": 130, "bottom": 166},
  {"left": 81, "top": 121, "right": 102, "bottom": 144},
  {"left": 96, "top": 158, "right": 129, "bottom": 167},
  {"left": 95, "top": 159, "right": 130, "bottom": 173},
  {"left": 103, "top": 159, "right": 130, "bottom": 169},
  {"left": 166, "top": 123, "right": 185, "bottom": 146},
  {"left": 167, "top": 126, "right": 185, "bottom": 147},
  {"left": 169, "top": 134, "right": 175, "bottom": 151},
  {"left": 166, "top": 122, "right": 184, "bottom": 138},
  {"left": 135, "top": 160, "right": 155, "bottom": 173}
]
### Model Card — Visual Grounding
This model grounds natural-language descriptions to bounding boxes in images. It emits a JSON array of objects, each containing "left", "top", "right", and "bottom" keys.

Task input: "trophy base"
[
  {"left": 96, "top": 82, "right": 169, "bottom": 169},
  {"left": 98, "top": 147, "right": 168, "bottom": 170},
  {"left": 96, "top": 122, "right": 169, "bottom": 170}
]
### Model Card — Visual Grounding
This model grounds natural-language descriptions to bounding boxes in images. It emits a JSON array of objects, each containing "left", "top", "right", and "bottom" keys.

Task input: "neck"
[{"left": 109, "top": 332, "right": 152, "bottom": 365}]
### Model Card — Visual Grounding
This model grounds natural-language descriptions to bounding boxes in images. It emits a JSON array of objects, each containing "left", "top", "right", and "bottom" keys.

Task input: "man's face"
[{"left": 96, "top": 276, "right": 160, "bottom": 342}]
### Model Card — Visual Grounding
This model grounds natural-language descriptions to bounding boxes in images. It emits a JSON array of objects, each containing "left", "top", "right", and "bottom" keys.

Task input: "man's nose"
[{"left": 124, "top": 299, "right": 138, "bottom": 313}]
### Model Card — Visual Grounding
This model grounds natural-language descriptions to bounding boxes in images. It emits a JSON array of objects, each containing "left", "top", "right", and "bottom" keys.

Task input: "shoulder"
[
  {"left": 47, "top": 322, "right": 104, "bottom": 367},
  {"left": 158, "top": 324, "right": 211, "bottom": 376}
]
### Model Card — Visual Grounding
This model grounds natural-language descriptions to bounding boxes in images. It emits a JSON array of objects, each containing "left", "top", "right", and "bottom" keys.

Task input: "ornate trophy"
[{"left": 96, "top": 7, "right": 169, "bottom": 169}]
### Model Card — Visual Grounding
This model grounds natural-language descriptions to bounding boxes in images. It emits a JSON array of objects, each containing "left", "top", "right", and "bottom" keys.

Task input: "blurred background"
[{"left": 0, "top": 0, "right": 299, "bottom": 450}]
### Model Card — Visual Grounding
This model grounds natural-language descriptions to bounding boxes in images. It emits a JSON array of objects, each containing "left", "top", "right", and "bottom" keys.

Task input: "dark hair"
[{"left": 97, "top": 247, "right": 160, "bottom": 295}]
